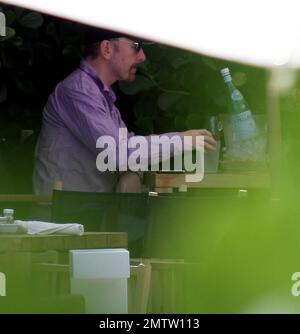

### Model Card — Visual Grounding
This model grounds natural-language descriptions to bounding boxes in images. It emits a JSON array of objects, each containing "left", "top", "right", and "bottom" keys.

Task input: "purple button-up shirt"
[{"left": 33, "top": 60, "right": 180, "bottom": 194}]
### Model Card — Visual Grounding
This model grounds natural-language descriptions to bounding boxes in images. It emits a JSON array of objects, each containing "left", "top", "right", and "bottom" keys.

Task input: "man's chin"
[
  {"left": 127, "top": 74, "right": 135, "bottom": 82},
  {"left": 121, "top": 71, "right": 136, "bottom": 82}
]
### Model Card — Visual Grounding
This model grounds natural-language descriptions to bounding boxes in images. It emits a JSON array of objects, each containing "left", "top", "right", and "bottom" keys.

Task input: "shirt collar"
[{"left": 79, "top": 59, "right": 116, "bottom": 103}]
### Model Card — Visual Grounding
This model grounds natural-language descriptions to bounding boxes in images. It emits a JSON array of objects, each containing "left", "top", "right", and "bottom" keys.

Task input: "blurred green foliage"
[
  {"left": 119, "top": 45, "right": 267, "bottom": 134},
  {"left": 0, "top": 4, "right": 83, "bottom": 192}
]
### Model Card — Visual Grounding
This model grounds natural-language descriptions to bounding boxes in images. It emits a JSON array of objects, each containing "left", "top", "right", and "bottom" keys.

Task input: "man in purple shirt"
[{"left": 33, "top": 28, "right": 216, "bottom": 194}]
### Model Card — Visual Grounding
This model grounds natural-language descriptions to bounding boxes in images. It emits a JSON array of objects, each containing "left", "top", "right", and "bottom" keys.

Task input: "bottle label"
[
  {"left": 231, "top": 90, "right": 243, "bottom": 101},
  {"left": 230, "top": 110, "right": 258, "bottom": 140}
]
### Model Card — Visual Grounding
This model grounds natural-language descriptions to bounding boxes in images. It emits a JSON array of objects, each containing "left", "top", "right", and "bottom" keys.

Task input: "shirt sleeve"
[{"left": 55, "top": 85, "right": 183, "bottom": 171}]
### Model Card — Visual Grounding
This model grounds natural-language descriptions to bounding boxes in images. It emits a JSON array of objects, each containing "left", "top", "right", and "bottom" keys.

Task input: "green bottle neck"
[
  {"left": 224, "top": 79, "right": 236, "bottom": 93},
  {"left": 224, "top": 78, "right": 247, "bottom": 115}
]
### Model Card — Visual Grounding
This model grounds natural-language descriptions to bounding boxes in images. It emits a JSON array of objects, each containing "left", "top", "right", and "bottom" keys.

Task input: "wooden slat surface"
[
  {"left": 0, "top": 194, "right": 52, "bottom": 202},
  {"left": 0, "top": 232, "right": 128, "bottom": 252}
]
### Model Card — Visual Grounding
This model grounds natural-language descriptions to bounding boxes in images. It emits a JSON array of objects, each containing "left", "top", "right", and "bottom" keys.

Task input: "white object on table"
[
  {"left": 70, "top": 249, "right": 130, "bottom": 314},
  {"left": 15, "top": 220, "right": 84, "bottom": 236}
]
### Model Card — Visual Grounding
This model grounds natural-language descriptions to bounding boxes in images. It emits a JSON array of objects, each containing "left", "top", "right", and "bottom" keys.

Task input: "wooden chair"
[
  {"left": 32, "top": 259, "right": 152, "bottom": 314},
  {"left": 131, "top": 258, "right": 190, "bottom": 313},
  {"left": 41, "top": 183, "right": 189, "bottom": 313},
  {"left": 31, "top": 256, "right": 84, "bottom": 313},
  {"left": 31, "top": 261, "right": 70, "bottom": 297},
  {"left": 128, "top": 260, "right": 151, "bottom": 314}
]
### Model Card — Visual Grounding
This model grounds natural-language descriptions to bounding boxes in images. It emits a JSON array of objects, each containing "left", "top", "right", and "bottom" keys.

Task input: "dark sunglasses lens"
[{"left": 133, "top": 42, "right": 141, "bottom": 53}]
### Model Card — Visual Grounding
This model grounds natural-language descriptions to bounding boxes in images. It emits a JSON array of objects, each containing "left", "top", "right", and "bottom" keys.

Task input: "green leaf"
[
  {"left": 19, "top": 12, "right": 44, "bottom": 29},
  {"left": 5, "top": 10, "right": 16, "bottom": 26},
  {"left": 138, "top": 60, "right": 151, "bottom": 73},
  {"left": 157, "top": 93, "right": 181, "bottom": 111},
  {"left": 172, "top": 55, "right": 191, "bottom": 69},
  {"left": 11, "top": 36, "right": 24, "bottom": 48},
  {"left": 118, "top": 75, "right": 154, "bottom": 95},
  {"left": 14, "top": 7, "right": 25, "bottom": 20},
  {"left": 201, "top": 56, "right": 218, "bottom": 71},
  {"left": 0, "top": 27, "right": 16, "bottom": 43},
  {"left": 232, "top": 71, "right": 247, "bottom": 86},
  {"left": 46, "top": 22, "right": 59, "bottom": 42},
  {"left": 0, "top": 27, "right": 15, "bottom": 42}
]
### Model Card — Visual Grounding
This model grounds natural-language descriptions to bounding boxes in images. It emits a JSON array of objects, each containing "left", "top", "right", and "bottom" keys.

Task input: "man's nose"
[{"left": 137, "top": 48, "right": 146, "bottom": 63}]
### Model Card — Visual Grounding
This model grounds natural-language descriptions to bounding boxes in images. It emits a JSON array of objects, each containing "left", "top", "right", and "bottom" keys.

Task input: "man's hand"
[
  {"left": 181, "top": 129, "right": 217, "bottom": 151},
  {"left": 116, "top": 171, "right": 142, "bottom": 193}
]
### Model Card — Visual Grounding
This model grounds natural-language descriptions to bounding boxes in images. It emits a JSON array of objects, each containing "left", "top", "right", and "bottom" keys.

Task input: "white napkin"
[{"left": 15, "top": 220, "right": 84, "bottom": 236}]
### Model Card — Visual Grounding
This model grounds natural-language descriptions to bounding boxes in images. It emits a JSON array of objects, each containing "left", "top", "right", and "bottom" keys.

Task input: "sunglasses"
[{"left": 111, "top": 38, "right": 154, "bottom": 53}]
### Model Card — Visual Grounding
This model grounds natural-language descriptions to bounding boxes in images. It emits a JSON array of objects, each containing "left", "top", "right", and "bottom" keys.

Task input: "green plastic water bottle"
[{"left": 220, "top": 68, "right": 258, "bottom": 141}]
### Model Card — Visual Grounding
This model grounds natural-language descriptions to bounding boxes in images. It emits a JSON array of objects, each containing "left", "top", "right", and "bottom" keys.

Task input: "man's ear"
[{"left": 100, "top": 40, "right": 113, "bottom": 60}]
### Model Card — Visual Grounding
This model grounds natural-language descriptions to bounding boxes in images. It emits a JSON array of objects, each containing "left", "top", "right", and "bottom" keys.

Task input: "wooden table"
[
  {"left": 0, "top": 232, "right": 128, "bottom": 252},
  {"left": 154, "top": 171, "right": 271, "bottom": 192},
  {"left": 0, "top": 232, "right": 128, "bottom": 308}
]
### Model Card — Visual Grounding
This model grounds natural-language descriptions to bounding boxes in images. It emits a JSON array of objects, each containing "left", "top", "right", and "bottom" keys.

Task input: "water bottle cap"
[
  {"left": 220, "top": 68, "right": 230, "bottom": 76},
  {"left": 3, "top": 209, "right": 14, "bottom": 215}
]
